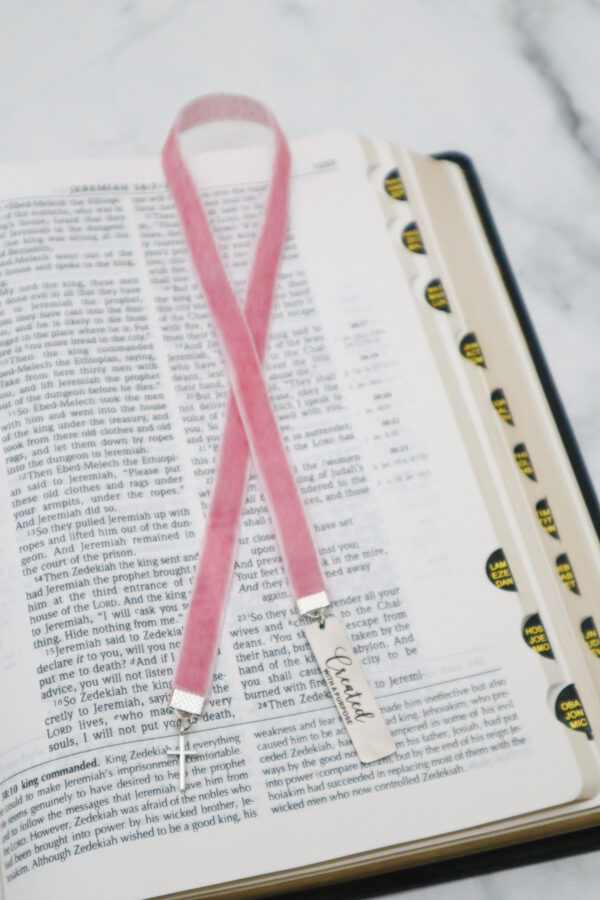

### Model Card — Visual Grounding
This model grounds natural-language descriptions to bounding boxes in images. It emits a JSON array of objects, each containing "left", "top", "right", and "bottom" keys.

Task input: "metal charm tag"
[{"left": 304, "top": 614, "right": 396, "bottom": 763}]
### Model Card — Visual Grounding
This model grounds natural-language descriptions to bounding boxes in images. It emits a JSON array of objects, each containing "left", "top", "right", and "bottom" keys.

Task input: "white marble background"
[{"left": 1, "top": 1, "right": 600, "bottom": 897}]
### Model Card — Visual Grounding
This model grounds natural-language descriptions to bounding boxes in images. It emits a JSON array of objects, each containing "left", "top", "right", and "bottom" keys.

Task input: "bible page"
[{"left": 0, "top": 133, "right": 596, "bottom": 900}]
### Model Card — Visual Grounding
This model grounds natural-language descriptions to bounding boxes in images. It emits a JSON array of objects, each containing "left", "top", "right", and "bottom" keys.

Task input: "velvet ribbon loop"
[{"left": 163, "top": 95, "right": 327, "bottom": 705}]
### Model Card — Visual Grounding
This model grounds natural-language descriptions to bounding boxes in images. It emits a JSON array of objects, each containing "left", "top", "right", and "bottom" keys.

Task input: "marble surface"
[{"left": 1, "top": 0, "right": 600, "bottom": 897}]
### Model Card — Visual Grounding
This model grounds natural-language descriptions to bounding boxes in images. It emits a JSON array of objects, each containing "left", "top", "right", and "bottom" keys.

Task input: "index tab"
[
  {"left": 513, "top": 443, "right": 537, "bottom": 481},
  {"left": 554, "top": 684, "right": 593, "bottom": 740},
  {"left": 581, "top": 617, "right": 600, "bottom": 658},
  {"left": 522, "top": 613, "right": 554, "bottom": 659},
  {"left": 490, "top": 388, "right": 514, "bottom": 425},
  {"left": 556, "top": 553, "right": 580, "bottom": 594},
  {"left": 424, "top": 278, "right": 450, "bottom": 313},
  {"left": 486, "top": 548, "right": 517, "bottom": 592},
  {"left": 459, "top": 332, "right": 486, "bottom": 367},
  {"left": 402, "top": 222, "right": 425, "bottom": 254},
  {"left": 384, "top": 168, "right": 407, "bottom": 201},
  {"left": 535, "top": 499, "right": 560, "bottom": 540}
]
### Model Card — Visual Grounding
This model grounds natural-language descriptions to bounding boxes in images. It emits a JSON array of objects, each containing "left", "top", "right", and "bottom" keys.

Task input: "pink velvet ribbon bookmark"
[{"left": 162, "top": 95, "right": 328, "bottom": 714}]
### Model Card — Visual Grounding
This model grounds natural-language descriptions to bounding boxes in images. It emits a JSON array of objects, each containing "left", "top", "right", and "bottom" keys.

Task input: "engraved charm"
[{"left": 304, "top": 614, "right": 396, "bottom": 763}]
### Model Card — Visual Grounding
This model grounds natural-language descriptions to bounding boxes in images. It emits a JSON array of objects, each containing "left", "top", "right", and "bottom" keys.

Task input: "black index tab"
[
  {"left": 514, "top": 443, "right": 537, "bottom": 481},
  {"left": 459, "top": 332, "right": 486, "bottom": 367},
  {"left": 486, "top": 548, "right": 517, "bottom": 592},
  {"left": 491, "top": 389, "right": 514, "bottom": 425},
  {"left": 556, "top": 553, "right": 580, "bottom": 594},
  {"left": 555, "top": 684, "right": 592, "bottom": 740},
  {"left": 535, "top": 499, "right": 560, "bottom": 540},
  {"left": 522, "top": 613, "right": 554, "bottom": 659},
  {"left": 384, "top": 168, "right": 407, "bottom": 201},
  {"left": 402, "top": 222, "right": 425, "bottom": 254},
  {"left": 581, "top": 617, "right": 600, "bottom": 658},
  {"left": 424, "top": 279, "right": 450, "bottom": 313}
]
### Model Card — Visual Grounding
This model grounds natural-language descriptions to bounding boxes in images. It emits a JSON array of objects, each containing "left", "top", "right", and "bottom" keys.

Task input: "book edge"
[{"left": 432, "top": 151, "right": 600, "bottom": 545}]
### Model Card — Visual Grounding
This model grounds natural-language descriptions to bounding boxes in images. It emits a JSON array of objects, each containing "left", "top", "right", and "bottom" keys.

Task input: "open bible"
[{"left": 1, "top": 129, "right": 600, "bottom": 900}]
